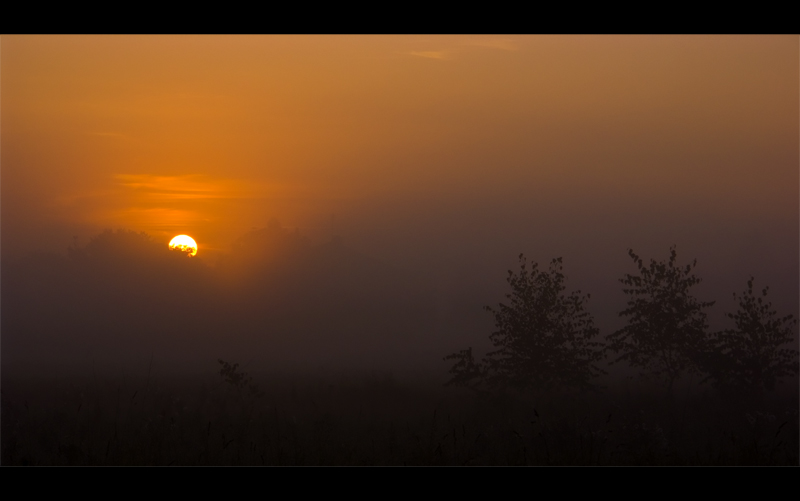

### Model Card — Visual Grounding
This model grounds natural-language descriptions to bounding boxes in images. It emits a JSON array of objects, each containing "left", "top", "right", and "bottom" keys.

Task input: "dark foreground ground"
[{"left": 2, "top": 370, "right": 797, "bottom": 466}]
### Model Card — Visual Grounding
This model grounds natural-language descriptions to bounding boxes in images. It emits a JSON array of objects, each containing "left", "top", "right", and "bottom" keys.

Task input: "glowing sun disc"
[{"left": 169, "top": 235, "right": 198, "bottom": 256}]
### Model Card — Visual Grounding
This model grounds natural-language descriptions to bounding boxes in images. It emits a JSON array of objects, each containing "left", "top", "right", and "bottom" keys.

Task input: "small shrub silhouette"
[{"left": 218, "top": 359, "right": 263, "bottom": 398}]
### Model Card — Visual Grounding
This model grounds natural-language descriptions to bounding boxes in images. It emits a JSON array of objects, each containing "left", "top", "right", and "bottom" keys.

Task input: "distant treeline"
[
  {"left": 446, "top": 247, "right": 799, "bottom": 396},
  {"left": 2, "top": 226, "right": 435, "bottom": 376},
  {"left": 3, "top": 228, "right": 798, "bottom": 391}
]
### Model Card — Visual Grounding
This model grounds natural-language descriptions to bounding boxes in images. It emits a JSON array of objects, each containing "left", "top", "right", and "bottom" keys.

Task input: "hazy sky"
[{"left": 3, "top": 36, "right": 798, "bottom": 329}]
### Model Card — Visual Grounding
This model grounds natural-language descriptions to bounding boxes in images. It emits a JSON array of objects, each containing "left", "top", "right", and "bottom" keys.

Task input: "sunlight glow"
[{"left": 169, "top": 234, "right": 198, "bottom": 256}]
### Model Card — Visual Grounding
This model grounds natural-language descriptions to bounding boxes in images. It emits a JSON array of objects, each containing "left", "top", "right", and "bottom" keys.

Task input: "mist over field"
[
  {"left": 2, "top": 35, "right": 798, "bottom": 465},
  {"left": 3, "top": 219, "right": 797, "bottom": 382},
  {"left": 3, "top": 224, "right": 442, "bottom": 377}
]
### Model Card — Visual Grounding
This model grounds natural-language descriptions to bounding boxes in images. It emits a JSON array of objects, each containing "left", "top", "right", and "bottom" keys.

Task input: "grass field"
[{"left": 2, "top": 370, "right": 797, "bottom": 466}]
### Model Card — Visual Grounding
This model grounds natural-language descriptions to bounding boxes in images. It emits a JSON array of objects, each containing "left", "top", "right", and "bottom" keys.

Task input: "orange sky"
[{"left": 2, "top": 36, "right": 797, "bottom": 273}]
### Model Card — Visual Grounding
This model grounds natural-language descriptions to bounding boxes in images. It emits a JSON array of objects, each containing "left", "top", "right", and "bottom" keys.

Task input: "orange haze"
[
  {"left": 1, "top": 35, "right": 798, "bottom": 376},
  {"left": 2, "top": 36, "right": 797, "bottom": 305}
]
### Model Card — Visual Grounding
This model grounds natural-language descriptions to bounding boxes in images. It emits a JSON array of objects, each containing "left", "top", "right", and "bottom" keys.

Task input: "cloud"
[
  {"left": 405, "top": 38, "right": 518, "bottom": 62},
  {"left": 407, "top": 50, "right": 451, "bottom": 60},
  {"left": 88, "top": 132, "right": 127, "bottom": 137},
  {"left": 50, "top": 174, "right": 278, "bottom": 235},
  {"left": 108, "top": 207, "right": 210, "bottom": 229},
  {"left": 114, "top": 174, "right": 263, "bottom": 201},
  {"left": 464, "top": 38, "right": 519, "bottom": 52}
]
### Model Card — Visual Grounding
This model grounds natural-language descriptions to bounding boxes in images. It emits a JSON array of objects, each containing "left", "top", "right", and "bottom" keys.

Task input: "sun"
[{"left": 169, "top": 235, "right": 198, "bottom": 257}]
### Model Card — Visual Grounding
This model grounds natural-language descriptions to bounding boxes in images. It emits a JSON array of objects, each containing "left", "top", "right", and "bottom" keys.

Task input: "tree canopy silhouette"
[
  {"left": 705, "top": 277, "right": 799, "bottom": 392},
  {"left": 607, "top": 246, "right": 714, "bottom": 392},
  {"left": 445, "top": 255, "right": 605, "bottom": 392}
]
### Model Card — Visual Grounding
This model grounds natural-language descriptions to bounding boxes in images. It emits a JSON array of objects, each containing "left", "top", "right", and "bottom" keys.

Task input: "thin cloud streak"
[
  {"left": 463, "top": 38, "right": 519, "bottom": 51},
  {"left": 115, "top": 174, "right": 261, "bottom": 200},
  {"left": 407, "top": 50, "right": 451, "bottom": 60},
  {"left": 405, "top": 38, "right": 518, "bottom": 61},
  {"left": 87, "top": 132, "right": 128, "bottom": 138}
]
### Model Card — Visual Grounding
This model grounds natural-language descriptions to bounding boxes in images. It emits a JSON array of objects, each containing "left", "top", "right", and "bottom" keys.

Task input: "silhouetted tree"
[
  {"left": 445, "top": 255, "right": 605, "bottom": 392},
  {"left": 705, "top": 278, "right": 799, "bottom": 392},
  {"left": 607, "top": 247, "right": 714, "bottom": 393}
]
